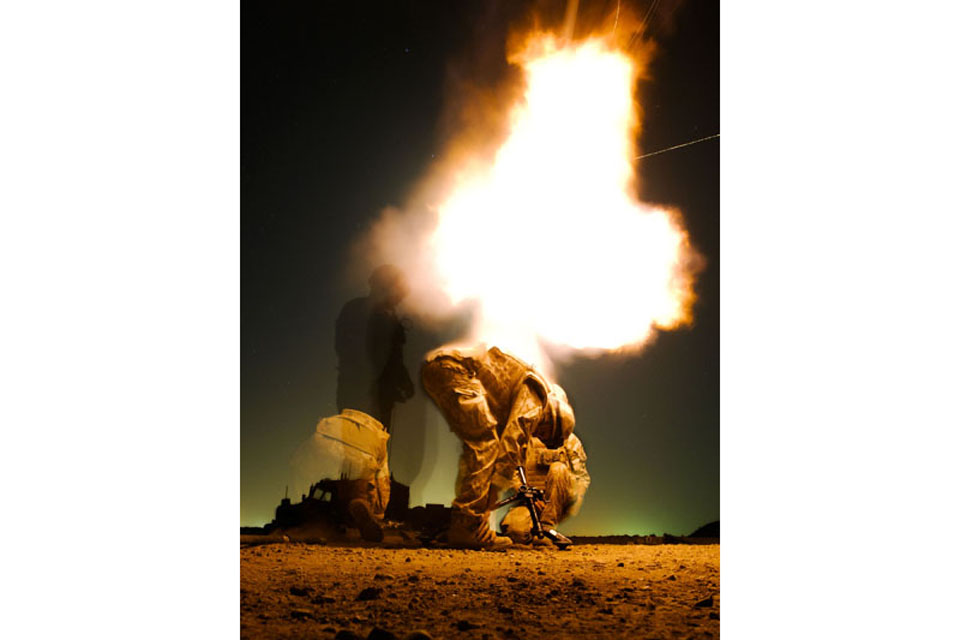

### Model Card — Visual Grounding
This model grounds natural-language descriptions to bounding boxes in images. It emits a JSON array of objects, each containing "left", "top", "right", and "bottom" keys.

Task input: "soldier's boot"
[
  {"left": 447, "top": 509, "right": 511, "bottom": 550},
  {"left": 531, "top": 533, "right": 552, "bottom": 547},
  {"left": 538, "top": 518, "right": 574, "bottom": 549},
  {"left": 349, "top": 498, "right": 384, "bottom": 543},
  {"left": 498, "top": 507, "right": 532, "bottom": 545},
  {"left": 501, "top": 525, "right": 533, "bottom": 545},
  {"left": 533, "top": 504, "right": 560, "bottom": 546},
  {"left": 530, "top": 518, "right": 557, "bottom": 546}
]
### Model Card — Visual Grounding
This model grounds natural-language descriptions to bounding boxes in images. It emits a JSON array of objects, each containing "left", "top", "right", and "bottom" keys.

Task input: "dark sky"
[{"left": 242, "top": 0, "right": 718, "bottom": 535}]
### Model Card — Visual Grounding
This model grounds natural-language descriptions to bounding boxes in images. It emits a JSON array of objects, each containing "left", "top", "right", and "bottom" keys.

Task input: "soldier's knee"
[{"left": 547, "top": 461, "right": 570, "bottom": 479}]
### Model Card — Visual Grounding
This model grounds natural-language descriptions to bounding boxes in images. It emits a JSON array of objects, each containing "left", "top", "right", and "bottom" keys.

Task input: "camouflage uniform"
[
  {"left": 499, "top": 433, "right": 590, "bottom": 542},
  {"left": 422, "top": 346, "right": 574, "bottom": 547}
]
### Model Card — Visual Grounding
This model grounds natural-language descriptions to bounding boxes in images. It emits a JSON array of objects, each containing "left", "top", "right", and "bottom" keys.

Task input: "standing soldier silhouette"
[{"left": 334, "top": 265, "right": 414, "bottom": 432}]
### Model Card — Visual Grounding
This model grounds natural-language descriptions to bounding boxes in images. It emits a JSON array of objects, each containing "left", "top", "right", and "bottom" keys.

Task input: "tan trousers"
[{"left": 422, "top": 357, "right": 501, "bottom": 520}]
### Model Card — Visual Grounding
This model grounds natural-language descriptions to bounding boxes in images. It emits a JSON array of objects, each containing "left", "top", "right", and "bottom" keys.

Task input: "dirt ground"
[{"left": 240, "top": 542, "right": 719, "bottom": 639}]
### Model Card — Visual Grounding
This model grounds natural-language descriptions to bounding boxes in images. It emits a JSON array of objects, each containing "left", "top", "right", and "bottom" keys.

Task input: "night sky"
[{"left": 242, "top": 0, "right": 718, "bottom": 535}]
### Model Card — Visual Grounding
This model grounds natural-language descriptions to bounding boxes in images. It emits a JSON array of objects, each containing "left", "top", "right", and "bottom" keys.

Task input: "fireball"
[{"left": 427, "top": 34, "right": 699, "bottom": 364}]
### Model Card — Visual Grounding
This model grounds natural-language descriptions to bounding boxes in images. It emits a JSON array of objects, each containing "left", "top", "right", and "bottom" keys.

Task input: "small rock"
[
  {"left": 599, "top": 607, "right": 613, "bottom": 615},
  {"left": 571, "top": 577, "right": 586, "bottom": 588},
  {"left": 404, "top": 632, "right": 433, "bottom": 640},
  {"left": 506, "top": 576, "right": 518, "bottom": 583},
  {"left": 456, "top": 620, "right": 480, "bottom": 631},
  {"left": 667, "top": 574, "right": 677, "bottom": 581},
  {"left": 289, "top": 608, "right": 313, "bottom": 620},
  {"left": 405, "top": 557, "right": 412, "bottom": 563},
  {"left": 498, "top": 606, "right": 513, "bottom": 614},
  {"left": 357, "top": 587, "right": 383, "bottom": 601},
  {"left": 694, "top": 596, "right": 714, "bottom": 608},
  {"left": 617, "top": 562, "right": 624, "bottom": 567},
  {"left": 374, "top": 573, "right": 394, "bottom": 581},
  {"left": 334, "top": 631, "right": 363, "bottom": 640},
  {"left": 311, "top": 595, "right": 335, "bottom": 604},
  {"left": 407, "top": 574, "right": 420, "bottom": 583},
  {"left": 289, "top": 586, "right": 312, "bottom": 596},
  {"left": 709, "top": 611, "right": 720, "bottom": 620},
  {"left": 367, "top": 628, "right": 399, "bottom": 640}
]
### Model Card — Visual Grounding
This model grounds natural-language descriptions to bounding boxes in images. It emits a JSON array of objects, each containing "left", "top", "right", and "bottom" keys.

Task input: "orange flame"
[{"left": 359, "top": 29, "right": 700, "bottom": 370}]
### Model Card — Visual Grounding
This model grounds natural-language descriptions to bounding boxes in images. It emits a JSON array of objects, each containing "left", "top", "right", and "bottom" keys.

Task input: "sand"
[{"left": 240, "top": 542, "right": 719, "bottom": 639}]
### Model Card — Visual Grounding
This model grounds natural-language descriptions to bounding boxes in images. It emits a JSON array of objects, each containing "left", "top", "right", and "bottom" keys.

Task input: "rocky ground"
[{"left": 240, "top": 542, "right": 719, "bottom": 639}]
